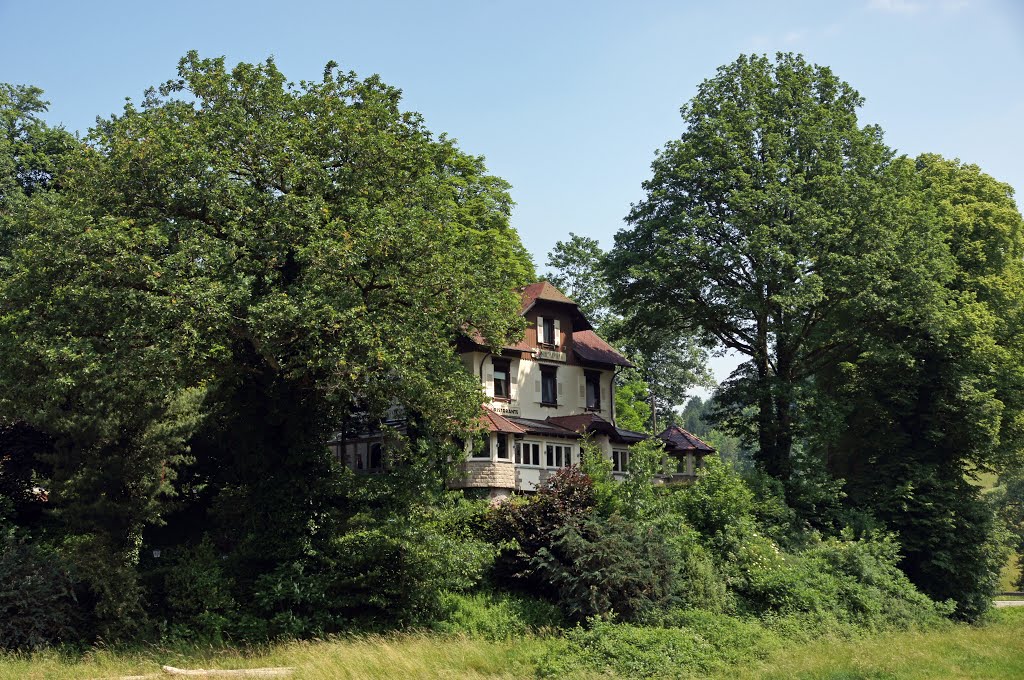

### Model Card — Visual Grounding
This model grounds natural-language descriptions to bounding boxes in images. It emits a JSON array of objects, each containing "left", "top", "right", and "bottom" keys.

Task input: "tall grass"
[
  {"left": 999, "top": 553, "right": 1020, "bottom": 592},
  {"left": 2, "top": 609, "right": 1022, "bottom": 679},
  {"left": 721, "top": 608, "right": 1024, "bottom": 680},
  {"left": 0, "top": 635, "right": 548, "bottom": 680}
]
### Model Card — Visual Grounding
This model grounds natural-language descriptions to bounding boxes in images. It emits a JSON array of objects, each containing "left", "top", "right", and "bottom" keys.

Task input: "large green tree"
[
  {"left": 0, "top": 86, "right": 78, "bottom": 528},
  {"left": 0, "top": 54, "right": 533, "bottom": 635},
  {"left": 814, "top": 154, "right": 1024, "bottom": 618},
  {"left": 607, "top": 53, "right": 903, "bottom": 480},
  {"left": 545, "top": 233, "right": 709, "bottom": 432}
]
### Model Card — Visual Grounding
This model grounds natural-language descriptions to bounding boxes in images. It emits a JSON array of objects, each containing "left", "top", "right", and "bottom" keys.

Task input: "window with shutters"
[
  {"left": 538, "top": 316, "right": 557, "bottom": 346},
  {"left": 585, "top": 370, "right": 601, "bottom": 410},
  {"left": 541, "top": 365, "right": 558, "bottom": 406},
  {"left": 492, "top": 359, "right": 510, "bottom": 400}
]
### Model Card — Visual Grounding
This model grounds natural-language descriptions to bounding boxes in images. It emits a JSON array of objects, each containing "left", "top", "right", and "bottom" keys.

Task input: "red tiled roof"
[
  {"left": 658, "top": 425, "right": 715, "bottom": 453},
  {"left": 480, "top": 407, "right": 528, "bottom": 434},
  {"left": 572, "top": 330, "right": 634, "bottom": 368},
  {"left": 546, "top": 413, "right": 647, "bottom": 444},
  {"left": 505, "top": 416, "right": 580, "bottom": 437},
  {"left": 462, "top": 282, "right": 600, "bottom": 350},
  {"left": 520, "top": 282, "right": 593, "bottom": 332},
  {"left": 546, "top": 412, "right": 615, "bottom": 435},
  {"left": 520, "top": 281, "right": 577, "bottom": 309}
]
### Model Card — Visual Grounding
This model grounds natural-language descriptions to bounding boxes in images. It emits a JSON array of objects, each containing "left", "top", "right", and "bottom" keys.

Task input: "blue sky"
[{"left": 2, "top": 0, "right": 1022, "bottom": 389}]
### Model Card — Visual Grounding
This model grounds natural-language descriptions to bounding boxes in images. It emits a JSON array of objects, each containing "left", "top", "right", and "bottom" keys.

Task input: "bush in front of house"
[
  {"left": 486, "top": 466, "right": 596, "bottom": 594},
  {"left": 161, "top": 537, "right": 238, "bottom": 644},
  {"left": 0, "top": 531, "right": 80, "bottom": 651},
  {"left": 536, "top": 614, "right": 781, "bottom": 679},
  {"left": 432, "top": 591, "right": 563, "bottom": 639},
  {"left": 531, "top": 513, "right": 678, "bottom": 623}
]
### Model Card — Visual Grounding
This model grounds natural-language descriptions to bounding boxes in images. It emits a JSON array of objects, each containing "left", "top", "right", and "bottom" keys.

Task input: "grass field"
[
  {"left": 3, "top": 609, "right": 1023, "bottom": 680},
  {"left": 724, "top": 608, "right": 1024, "bottom": 680},
  {"left": 999, "top": 553, "right": 1021, "bottom": 593}
]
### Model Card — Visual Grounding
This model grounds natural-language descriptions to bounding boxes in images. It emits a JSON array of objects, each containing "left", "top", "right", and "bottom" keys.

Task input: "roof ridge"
[{"left": 662, "top": 424, "right": 715, "bottom": 451}]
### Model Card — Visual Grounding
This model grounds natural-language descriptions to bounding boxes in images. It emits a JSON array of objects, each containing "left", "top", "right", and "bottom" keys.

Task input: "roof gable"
[
  {"left": 658, "top": 425, "right": 715, "bottom": 453},
  {"left": 520, "top": 282, "right": 593, "bottom": 331},
  {"left": 520, "top": 281, "right": 577, "bottom": 308}
]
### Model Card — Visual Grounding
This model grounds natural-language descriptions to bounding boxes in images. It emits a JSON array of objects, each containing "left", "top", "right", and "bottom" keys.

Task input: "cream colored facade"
[{"left": 459, "top": 351, "right": 615, "bottom": 422}]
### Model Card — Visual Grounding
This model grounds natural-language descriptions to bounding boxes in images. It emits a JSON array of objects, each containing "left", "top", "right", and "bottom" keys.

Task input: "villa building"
[{"left": 333, "top": 282, "right": 714, "bottom": 498}]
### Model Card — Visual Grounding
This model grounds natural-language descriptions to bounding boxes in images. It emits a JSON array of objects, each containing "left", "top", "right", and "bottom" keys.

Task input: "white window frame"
[
  {"left": 546, "top": 443, "right": 573, "bottom": 469},
  {"left": 495, "top": 433, "right": 510, "bottom": 460},
  {"left": 516, "top": 440, "right": 542, "bottom": 467},
  {"left": 612, "top": 449, "right": 630, "bottom": 473}
]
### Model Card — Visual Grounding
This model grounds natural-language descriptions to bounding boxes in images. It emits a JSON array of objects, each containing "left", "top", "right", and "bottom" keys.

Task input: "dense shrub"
[
  {"left": 666, "top": 536, "right": 731, "bottom": 614},
  {"left": 433, "top": 591, "right": 563, "bottom": 639},
  {"left": 487, "top": 466, "right": 596, "bottom": 592},
  {"left": 0, "top": 534, "right": 79, "bottom": 651},
  {"left": 537, "top": 615, "right": 779, "bottom": 679},
  {"left": 710, "top": 522, "right": 951, "bottom": 628},
  {"left": 532, "top": 514, "right": 678, "bottom": 623},
  {"left": 671, "top": 457, "right": 754, "bottom": 537},
  {"left": 802, "top": 533, "right": 953, "bottom": 629},
  {"left": 249, "top": 558, "right": 336, "bottom": 639},
  {"left": 162, "top": 538, "right": 237, "bottom": 643},
  {"left": 891, "top": 477, "right": 1011, "bottom": 621},
  {"left": 245, "top": 516, "right": 496, "bottom": 638},
  {"left": 644, "top": 459, "right": 948, "bottom": 630},
  {"left": 642, "top": 499, "right": 732, "bottom": 613}
]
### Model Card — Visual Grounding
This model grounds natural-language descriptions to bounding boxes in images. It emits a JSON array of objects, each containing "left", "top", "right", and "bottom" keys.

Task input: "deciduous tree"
[
  {"left": 607, "top": 53, "right": 903, "bottom": 481},
  {"left": 0, "top": 53, "right": 534, "bottom": 636}
]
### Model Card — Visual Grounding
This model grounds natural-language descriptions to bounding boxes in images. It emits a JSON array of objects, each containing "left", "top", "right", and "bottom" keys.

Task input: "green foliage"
[
  {"left": 609, "top": 52, "right": 900, "bottom": 481},
  {"left": 0, "top": 534, "right": 79, "bottom": 651},
  {"left": 992, "top": 468, "right": 1024, "bottom": 589},
  {"left": 545, "top": 233, "right": 612, "bottom": 330},
  {"left": 532, "top": 514, "right": 679, "bottom": 623},
  {"left": 537, "top": 615, "right": 779, "bottom": 679},
  {"left": 669, "top": 540, "right": 732, "bottom": 613},
  {"left": 612, "top": 375, "right": 652, "bottom": 433},
  {"left": 814, "top": 154, "right": 1024, "bottom": 620},
  {"left": 0, "top": 83, "right": 76, "bottom": 224},
  {"left": 0, "top": 54, "right": 534, "bottom": 642},
  {"left": 672, "top": 457, "right": 754, "bottom": 538},
  {"left": 716, "top": 526, "right": 951, "bottom": 627},
  {"left": 615, "top": 437, "right": 667, "bottom": 518},
  {"left": 577, "top": 434, "right": 618, "bottom": 515},
  {"left": 607, "top": 52, "right": 1024, "bottom": 624},
  {"left": 801, "top": 533, "right": 954, "bottom": 629},
  {"left": 433, "top": 591, "right": 563, "bottom": 640},
  {"left": 162, "top": 538, "right": 236, "bottom": 644},
  {"left": 486, "top": 467, "right": 596, "bottom": 592},
  {"left": 0, "top": 422, "right": 51, "bottom": 528},
  {"left": 544, "top": 233, "right": 710, "bottom": 431},
  {"left": 644, "top": 460, "right": 947, "bottom": 629},
  {"left": 579, "top": 433, "right": 666, "bottom": 518},
  {"left": 243, "top": 502, "right": 497, "bottom": 639}
]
